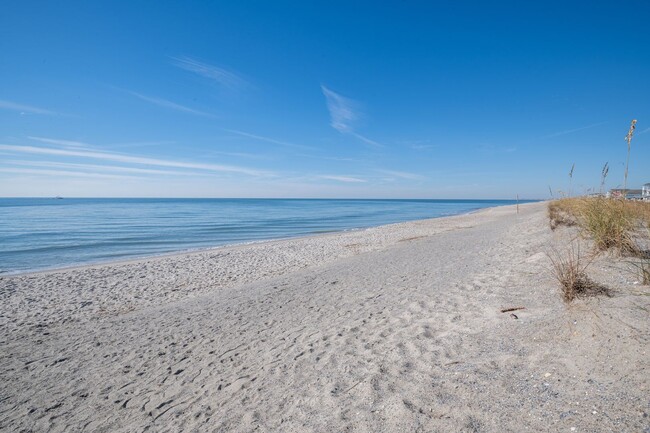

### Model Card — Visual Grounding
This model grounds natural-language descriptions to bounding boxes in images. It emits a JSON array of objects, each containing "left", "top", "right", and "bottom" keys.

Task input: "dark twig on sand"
[{"left": 500, "top": 306, "right": 526, "bottom": 313}]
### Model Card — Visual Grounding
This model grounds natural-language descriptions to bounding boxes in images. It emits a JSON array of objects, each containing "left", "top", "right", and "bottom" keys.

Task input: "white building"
[{"left": 643, "top": 183, "right": 650, "bottom": 200}]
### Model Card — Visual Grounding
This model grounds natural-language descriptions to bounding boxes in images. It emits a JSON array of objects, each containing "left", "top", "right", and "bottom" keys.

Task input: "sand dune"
[{"left": 1, "top": 202, "right": 648, "bottom": 432}]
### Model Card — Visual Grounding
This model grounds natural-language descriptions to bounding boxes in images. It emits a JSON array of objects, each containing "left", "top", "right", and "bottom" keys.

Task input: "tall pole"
[{"left": 516, "top": 194, "right": 519, "bottom": 215}]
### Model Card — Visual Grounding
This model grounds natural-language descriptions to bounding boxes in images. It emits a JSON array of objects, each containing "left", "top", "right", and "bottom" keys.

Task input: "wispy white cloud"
[
  {"left": 545, "top": 121, "right": 607, "bottom": 138},
  {"left": 321, "top": 85, "right": 357, "bottom": 133},
  {"left": 296, "top": 154, "right": 365, "bottom": 163},
  {"left": 638, "top": 127, "right": 650, "bottom": 135},
  {"left": 222, "top": 128, "right": 315, "bottom": 150},
  {"left": 0, "top": 144, "right": 271, "bottom": 177},
  {"left": 103, "top": 140, "right": 175, "bottom": 150},
  {"left": 172, "top": 56, "right": 250, "bottom": 90},
  {"left": 318, "top": 175, "right": 367, "bottom": 183},
  {"left": 27, "top": 136, "right": 93, "bottom": 149},
  {"left": 0, "top": 167, "right": 136, "bottom": 180},
  {"left": 208, "top": 150, "right": 273, "bottom": 160},
  {"left": 4, "top": 160, "right": 211, "bottom": 177},
  {"left": 321, "top": 85, "right": 383, "bottom": 148},
  {"left": 376, "top": 169, "right": 426, "bottom": 180},
  {"left": 28, "top": 136, "right": 174, "bottom": 151},
  {"left": 129, "top": 91, "right": 217, "bottom": 118},
  {"left": 0, "top": 100, "right": 58, "bottom": 115},
  {"left": 350, "top": 132, "right": 382, "bottom": 148}
]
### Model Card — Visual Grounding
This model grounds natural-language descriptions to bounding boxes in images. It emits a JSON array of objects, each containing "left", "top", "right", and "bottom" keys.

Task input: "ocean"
[{"left": 0, "top": 198, "right": 535, "bottom": 274}]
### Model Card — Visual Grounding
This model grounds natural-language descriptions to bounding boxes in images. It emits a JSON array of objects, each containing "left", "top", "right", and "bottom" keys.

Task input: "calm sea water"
[{"left": 0, "top": 198, "right": 535, "bottom": 274}]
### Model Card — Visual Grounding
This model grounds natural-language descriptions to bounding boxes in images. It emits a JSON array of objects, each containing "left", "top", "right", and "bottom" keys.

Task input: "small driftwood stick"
[{"left": 500, "top": 306, "right": 526, "bottom": 313}]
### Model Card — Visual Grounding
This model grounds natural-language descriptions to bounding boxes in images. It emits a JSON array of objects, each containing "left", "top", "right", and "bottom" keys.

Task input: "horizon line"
[{"left": 0, "top": 196, "right": 544, "bottom": 201}]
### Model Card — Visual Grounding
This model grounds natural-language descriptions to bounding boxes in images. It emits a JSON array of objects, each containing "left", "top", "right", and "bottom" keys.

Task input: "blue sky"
[{"left": 1, "top": 1, "right": 649, "bottom": 198}]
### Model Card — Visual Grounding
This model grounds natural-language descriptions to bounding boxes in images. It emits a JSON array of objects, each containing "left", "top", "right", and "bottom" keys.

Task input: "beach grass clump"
[
  {"left": 548, "top": 243, "right": 605, "bottom": 302},
  {"left": 626, "top": 200, "right": 650, "bottom": 229},
  {"left": 548, "top": 198, "right": 580, "bottom": 230},
  {"left": 548, "top": 198, "right": 650, "bottom": 255},
  {"left": 579, "top": 197, "right": 636, "bottom": 253}
]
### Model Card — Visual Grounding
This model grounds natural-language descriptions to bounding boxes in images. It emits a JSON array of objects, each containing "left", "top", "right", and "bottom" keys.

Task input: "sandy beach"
[{"left": 1, "top": 202, "right": 648, "bottom": 432}]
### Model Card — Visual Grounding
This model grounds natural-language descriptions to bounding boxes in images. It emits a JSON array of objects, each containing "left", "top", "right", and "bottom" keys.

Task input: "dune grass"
[
  {"left": 628, "top": 259, "right": 650, "bottom": 285},
  {"left": 548, "top": 198, "right": 650, "bottom": 296},
  {"left": 547, "top": 120, "right": 648, "bottom": 298},
  {"left": 548, "top": 198, "right": 580, "bottom": 230},
  {"left": 548, "top": 197, "right": 650, "bottom": 254},
  {"left": 580, "top": 198, "right": 637, "bottom": 253},
  {"left": 626, "top": 201, "right": 650, "bottom": 230},
  {"left": 548, "top": 243, "right": 606, "bottom": 302},
  {"left": 623, "top": 119, "right": 637, "bottom": 198}
]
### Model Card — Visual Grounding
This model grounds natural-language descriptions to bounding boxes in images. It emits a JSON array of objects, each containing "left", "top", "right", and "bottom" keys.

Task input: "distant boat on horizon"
[{"left": 54, "top": 196, "right": 64, "bottom": 199}]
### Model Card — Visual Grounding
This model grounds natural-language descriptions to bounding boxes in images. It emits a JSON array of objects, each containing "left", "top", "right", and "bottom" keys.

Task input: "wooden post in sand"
[{"left": 516, "top": 194, "right": 519, "bottom": 215}]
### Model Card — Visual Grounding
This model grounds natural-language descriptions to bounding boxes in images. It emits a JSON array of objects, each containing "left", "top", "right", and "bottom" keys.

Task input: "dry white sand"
[{"left": 1, "top": 202, "right": 648, "bottom": 432}]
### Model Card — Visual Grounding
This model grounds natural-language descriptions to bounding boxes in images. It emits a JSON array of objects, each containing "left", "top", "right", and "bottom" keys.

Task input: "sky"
[{"left": 1, "top": 1, "right": 649, "bottom": 199}]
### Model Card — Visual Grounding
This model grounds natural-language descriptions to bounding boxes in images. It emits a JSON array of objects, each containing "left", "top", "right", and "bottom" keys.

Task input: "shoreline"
[
  {"left": 1, "top": 202, "right": 537, "bottom": 333},
  {"left": 2, "top": 201, "right": 529, "bottom": 278},
  {"left": 2, "top": 199, "right": 646, "bottom": 432}
]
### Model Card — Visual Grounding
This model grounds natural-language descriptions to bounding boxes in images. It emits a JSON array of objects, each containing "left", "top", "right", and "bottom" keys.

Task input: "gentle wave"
[{"left": 0, "top": 198, "right": 536, "bottom": 274}]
